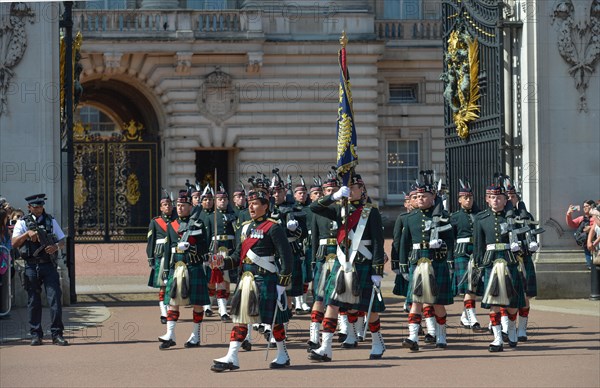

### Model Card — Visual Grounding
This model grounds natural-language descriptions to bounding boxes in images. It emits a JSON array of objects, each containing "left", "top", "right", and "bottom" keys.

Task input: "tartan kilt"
[
  {"left": 406, "top": 259, "right": 454, "bottom": 305},
  {"left": 481, "top": 263, "right": 526, "bottom": 309},
  {"left": 148, "top": 257, "right": 165, "bottom": 288},
  {"left": 323, "top": 260, "right": 386, "bottom": 313},
  {"left": 453, "top": 255, "right": 471, "bottom": 296},
  {"left": 164, "top": 262, "right": 210, "bottom": 306},
  {"left": 521, "top": 254, "right": 537, "bottom": 297},
  {"left": 289, "top": 253, "right": 304, "bottom": 296},
  {"left": 392, "top": 273, "right": 409, "bottom": 296},
  {"left": 312, "top": 245, "right": 337, "bottom": 301},
  {"left": 226, "top": 268, "right": 239, "bottom": 285},
  {"left": 239, "top": 264, "right": 292, "bottom": 325}
]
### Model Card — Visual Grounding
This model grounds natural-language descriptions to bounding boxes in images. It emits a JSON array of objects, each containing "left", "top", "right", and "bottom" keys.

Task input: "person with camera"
[
  {"left": 11, "top": 194, "right": 68, "bottom": 346},
  {"left": 566, "top": 201, "right": 596, "bottom": 270}
]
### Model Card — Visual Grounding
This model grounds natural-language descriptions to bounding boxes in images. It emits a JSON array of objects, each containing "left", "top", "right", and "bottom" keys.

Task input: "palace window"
[
  {"left": 387, "top": 139, "right": 419, "bottom": 198},
  {"left": 383, "top": 0, "right": 421, "bottom": 20},
  {"left": 389, "top": 84, "right": 418, "bottom": 103},
  {"left": 77, "top": 106, "right": 119, "bottom": 136}
]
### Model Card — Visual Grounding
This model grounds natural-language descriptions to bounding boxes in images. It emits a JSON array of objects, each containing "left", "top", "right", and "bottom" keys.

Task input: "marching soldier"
[
  {"left": 308, "top": 174, "right": 386, "bottom": 362},
  {"left": 158, "top": 190, "right": 210, "bottom": 349},
  {"left": 505, "top": 184, "right": 540, "bottom": 342},
  {"left": 474, "top": 182, "right": 526, "bottom": 352},
  {"left": 205, "top": 184, "right": 238, "bottom": 322},
  {"left": 11, "top": 194, "right": 68, "bottom": 346},
  {"left": 293, "top": 180, "right": 312, "bottom": 314},
  {"left": 147, "top": 190, "right": 175, "bottom": 324},
  {"left": 210, "top": 188, "right": 293, "bottom": 372},
  {"left": 269, "top": 171, "right": 307, "bottom": 313},
  {"left": 306, "top": 176, "right": 339, "bottom": 350},
  {"left": 232, "top": 186, "right": 247, "bottom": 220},
  {"left": 399, "top": 175, "right": 455, "bottom": 351},
  {"left": 196, "top": 184, "right": 216, "bottom": 316},
  {"left": 391, "top": 190, "right": 416, "bottom": 310},
  {"left": 450, "top": 181, "right": 486, "bottom": 332}
]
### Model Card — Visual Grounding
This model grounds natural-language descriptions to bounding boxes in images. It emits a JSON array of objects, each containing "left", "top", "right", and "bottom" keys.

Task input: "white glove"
[
  {"left": 528, "top": 241, "right": 539, "bottom": 252},
  {"left": 402, "top": 272, "right": 409, "bottom": 281},
  {"left": 510, "top": 242, "right": 521, "bottom": 252},
  {"left": 276, "top": 285, "right": 286, "bottom": 298},
  {"left": 392, "top": 268, "right": 401, "bottom": 275},
  {"left": 332, "top": 186, "right": 350, "bottom": 201},
  {"left": 286, "top": 219, "right": 298, "bottom": 231},
  {"left": 429, "top": 239, "right": 443, "bottom": 249},
  {"left": 371, "top": 275, "right": 382, "bottom": 287},
  {"left": 177, "top": 241, "right": 190, "bottom": 251}
]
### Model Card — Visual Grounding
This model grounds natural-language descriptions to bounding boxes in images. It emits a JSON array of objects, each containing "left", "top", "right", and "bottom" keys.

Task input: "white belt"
[
  {"left": 319, "top": 238, "right": 338, "bottom": 245},
  {"left": 156, "top": 238, "right": 166, "bottom": 244},
  {"left": 338, "top": 240, "right": 373, "bottom": 261},
  {"left": 288, "top": 237, "right": 298, "bottom": 242},
  {"left": 457, "top": 237, "right": 472, "bottom": 244},
  {"left": 413, "top": 243, "right": 428, "bottom": 249},
  {"left": 487, "top": 243, "right": 510, "bottom": 251},
  {"left": 171, "top": 247, "right": 188, "bottom": 254},
  {"left": 212, "top": 235, "right": 235, "bottom": 241},
  {"left": 246, "top": 249, "right": 277, "bottom": 273}
]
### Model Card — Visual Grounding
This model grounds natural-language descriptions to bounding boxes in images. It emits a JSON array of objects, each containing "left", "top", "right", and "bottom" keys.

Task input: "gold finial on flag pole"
[{"left": 339, "top": 31, "right": 347, "bottom": 47}]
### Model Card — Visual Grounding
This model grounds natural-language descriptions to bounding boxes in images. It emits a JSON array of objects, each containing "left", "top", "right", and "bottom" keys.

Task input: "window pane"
[{"left": 387, "top": 139, "right": 419, "bottom": 196}]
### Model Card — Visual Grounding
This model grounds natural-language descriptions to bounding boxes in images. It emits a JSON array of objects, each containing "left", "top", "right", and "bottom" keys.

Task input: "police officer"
[{"left": 11, "top": 194, "right": 68, "bottom": 346}]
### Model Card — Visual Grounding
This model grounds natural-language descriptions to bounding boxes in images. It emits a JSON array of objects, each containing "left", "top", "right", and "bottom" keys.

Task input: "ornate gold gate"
[{"left": 73, "top": 121, "right": 158, "bottom": 242}]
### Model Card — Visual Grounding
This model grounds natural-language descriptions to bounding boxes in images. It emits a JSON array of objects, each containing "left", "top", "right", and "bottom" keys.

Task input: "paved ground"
[{"left": 2, "top": 242, "right": 599, "bottom": 387}]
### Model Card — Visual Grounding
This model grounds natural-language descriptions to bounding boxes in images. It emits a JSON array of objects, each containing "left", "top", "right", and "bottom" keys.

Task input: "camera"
[
  {"left": 9, "top": 219, "right": 17, "bottom": 226},
  {"left": 572, "top": 205, "right": 580, "bottom": 211}
]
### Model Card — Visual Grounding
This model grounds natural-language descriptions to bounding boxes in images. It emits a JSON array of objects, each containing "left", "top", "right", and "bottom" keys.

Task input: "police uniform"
[
  {"left": 309, "top": 174, "right": 386, "bottom": 361},
  {"left": 399, "top": 181, "right": 455, "bottom": 350},
  {"left": 473, "top": 184, "right": 526, "bottom": 352},
  {"left": 12, "top": 194, "right": 68, "bottom": 346},
  {"left": 158, "top": 191, "right": 210, "bottom": 350},
  {"left": 146, "top": 195, "right": 174, "bottom": 324},
  {"left": 211, "top": 189, "right": 293, "bottom": 372}
]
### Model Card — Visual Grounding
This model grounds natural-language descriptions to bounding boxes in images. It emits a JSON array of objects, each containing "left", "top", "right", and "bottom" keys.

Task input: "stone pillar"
[{"left": 140, "top": 0, "right": 179, "bottom": 9}]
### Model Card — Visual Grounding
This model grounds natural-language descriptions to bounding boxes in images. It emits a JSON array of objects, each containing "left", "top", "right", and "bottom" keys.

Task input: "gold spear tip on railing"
[{"left": 339, "top": 31, "right": 347, "bottom": 47}]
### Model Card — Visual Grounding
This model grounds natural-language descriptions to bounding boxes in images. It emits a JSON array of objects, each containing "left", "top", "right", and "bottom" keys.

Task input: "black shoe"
[
  {"left": 220, "top": 314, "right": 231, "bottom": 322},
  {"left": 269, "top": 359, "right": 290, "bottom": 369},
  {"left": 263, "top": 330, "right": 271, "bottom": 342},
  {"left": 306, "top": 341, "right": 319, "bottom": 352},
  {"left": 160, "top": 316, "right": 167, "bottom": 324},
  {"left": 501, "top": 331, "right": 509, "bottom": 342},
  {"left": 337, "top": 333, "right": 347, "bottom": 343},
  {"left": 489, "top": 343, "right": 504, "bottom": 352},
  {"left": 418, "top": 326, "right": 425, "bottom": 336},
  {"left": 30, "top": 337, "right": 42, "bottom": 346},
  {"left": 211, "top": 361, "right": 240, "bottom": 372},
  {"left": 241, "top": 339, "right": 252, "bottom": 351},
  {"left": 508, "top": 341, "right": 518, "bottom": 348},
  {"left": 518, "top": 336, "right": 528, "bottom": 342},
  {"left": 424, "top": 334, "right": 435, "bottom": 344},
  {"left": 341, "top": 341, "right": 358, "bottom": 349},
  {"left": 435, "top": 343, "right": 447, "bottom": 349},
  {"left": 204, "top": 309, "right": 214, "bottom": 317},
  {"left": 184, "top": 341, "right": 200, "bottom": 348},
  {"left": 159, "top": 339, "right": 176, "bottom": 349},
  {"left": 369, "top": 352, "right": 384, "bottom": 360},
  {"left": 357, "top": 335, "right": 364, "bottom": 342},
  {"left": 295, "top": 308, "right": 309, "bottom": 316},
  {"left": 308, "top": 350, "right": 331, "bottom": 362},
  {"left": 471, "top": 323, "right": 488, "bottom": 333},
  {"left": 402, "top": 338, "right": 419, "bottom": 351},
  {"left": 52, "top": 336, "right": 69, "bottom": 346}
]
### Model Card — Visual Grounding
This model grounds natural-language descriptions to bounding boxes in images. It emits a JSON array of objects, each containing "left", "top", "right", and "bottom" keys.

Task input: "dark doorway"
[{"left": 195, "top": 150, "right": 229, "bottom": 189}]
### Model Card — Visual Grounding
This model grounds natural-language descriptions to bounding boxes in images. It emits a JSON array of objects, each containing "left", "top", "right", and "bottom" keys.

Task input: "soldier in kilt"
[
  {"left": 399, "top": 178, "right": 455, "bottom": 351},
  {"left": 294, "top": 182, "right": 313, "bottom": 314},
  {"left": 205, "top": 185, "right": 238, "bottom": 322},
  {"left": 146, "top": 192, "right": 174, "bottom": 324},
  {"left": 450, "top": 181, "right": 487, "bottom": 332},
  {"left": 391, "top": 190, "right": 416, "bottom": 309},
  {"left": 211, "top": 189, "right": 294, "bottom": 372},
  {"left": 196, "top": 184, "right": 216, "bottom": 316},
  {"left": 474, "top": 184, "right": 526, "bottom": 352},
  {"left": 506, "top": 185, "right": 540, "bottom": 342},
  {"left": 308, "top": 174, "right": 386, "bottom": 362},
  {"left": 306, "top": 180, "right": 339, "bottom": 351},
  {"left": 158, "top": 190, "right": 210, "bottom": 350}
]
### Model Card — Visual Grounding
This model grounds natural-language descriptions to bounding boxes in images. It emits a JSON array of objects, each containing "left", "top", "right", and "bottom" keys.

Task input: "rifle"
[
  {"left": 25, "top": 216, "right": 58, "bottom": 260},
  {"left": 429, "top": 197, "right": 452, "bottom": 243}
]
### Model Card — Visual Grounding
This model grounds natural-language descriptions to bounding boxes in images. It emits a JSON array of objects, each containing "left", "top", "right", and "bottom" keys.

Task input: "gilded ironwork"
[
  {"left": 126, "top": 173, "right": 141, "bottom": 205},
  {"left": 60, "top": 32, "right": 83, "bottom": 114},
  {"left": 73, "top": 173, "right": 87, "bottom": 209},
  {"left": 122, "top": 120, "right": 144, "bottom": 141},
  {"left": 551, "top": 0, "right": 600, "bottom": 112},
  {"left": 442, "top": 27, "right": 481, "bottom": 139}
]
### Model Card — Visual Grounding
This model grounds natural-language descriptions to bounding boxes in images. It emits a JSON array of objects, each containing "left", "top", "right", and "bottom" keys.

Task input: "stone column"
[{"left": 140, "top": 0, "right": 179, "bottom": 9}]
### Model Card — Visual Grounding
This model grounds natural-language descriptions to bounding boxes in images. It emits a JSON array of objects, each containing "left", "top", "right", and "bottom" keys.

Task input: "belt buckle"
[
  {"left": 495, "top": 243, "right": 504, "bottom": 250},
  {"left": 243, "top": 257, "right": 252, "bottom": 264}
]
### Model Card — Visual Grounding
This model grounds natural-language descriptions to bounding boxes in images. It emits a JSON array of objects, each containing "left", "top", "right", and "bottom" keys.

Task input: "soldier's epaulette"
[
  {"left": 365, "top": 202, "right": 378, "bottom": 209},
  {"left": 267, "top": 218, "right": 279, "bottom": 224},
  {"left": 477, "top": 211, "right": 491, "bottom": 220},
  {"left": 241, "top": 219, "right": 253, "bottom": 227}
]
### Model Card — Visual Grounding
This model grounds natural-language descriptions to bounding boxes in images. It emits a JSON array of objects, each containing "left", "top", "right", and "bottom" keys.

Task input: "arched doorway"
[{"left": 74, "top": 79, "right": 160, "bottom": 242}]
